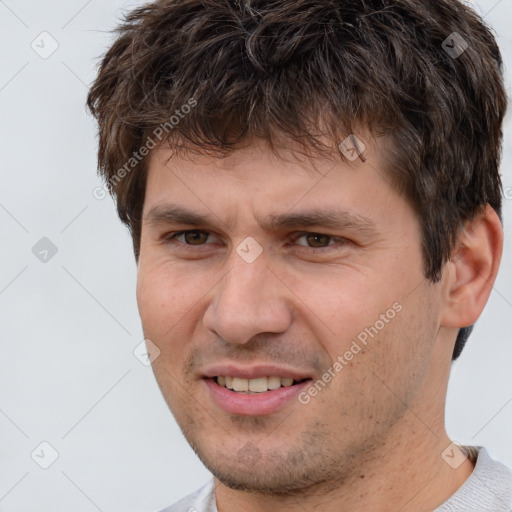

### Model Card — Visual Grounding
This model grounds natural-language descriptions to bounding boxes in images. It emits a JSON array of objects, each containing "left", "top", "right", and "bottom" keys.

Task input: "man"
[{"left": 87, "top": 0, "right": 511, "bottom": 510}]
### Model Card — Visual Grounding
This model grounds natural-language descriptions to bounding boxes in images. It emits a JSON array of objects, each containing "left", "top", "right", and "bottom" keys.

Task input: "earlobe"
[{"left": 441, "top": 205, "right": 503, "bottom": 329}]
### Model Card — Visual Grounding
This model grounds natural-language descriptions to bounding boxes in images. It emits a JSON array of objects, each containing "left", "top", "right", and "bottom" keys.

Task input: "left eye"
[{"left": 294, "top": 232, "right": 338, "bottom": 248}]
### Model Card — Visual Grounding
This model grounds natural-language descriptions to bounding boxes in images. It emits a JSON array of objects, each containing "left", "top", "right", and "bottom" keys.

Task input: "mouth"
[
  {"left": 203, "top": 368, "right": 313, "bottom": 416},
  {"left": 213, "top": 375, "right": 310, "bottom": 394}
]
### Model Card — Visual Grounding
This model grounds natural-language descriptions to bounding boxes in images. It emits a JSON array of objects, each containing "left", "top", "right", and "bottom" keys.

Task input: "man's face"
[{"left": 137, "top": 137, "right": 446, "bottom": 492}]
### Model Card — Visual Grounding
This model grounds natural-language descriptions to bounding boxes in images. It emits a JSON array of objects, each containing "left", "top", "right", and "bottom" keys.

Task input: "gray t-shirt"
[{"left": 158, "top": 446, "right": 512, "bottom": 512}]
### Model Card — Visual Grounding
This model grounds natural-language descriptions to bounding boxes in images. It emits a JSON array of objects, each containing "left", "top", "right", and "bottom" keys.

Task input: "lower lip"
[{"left": 204, "top": 378, "right": 311, "bottom": 416}]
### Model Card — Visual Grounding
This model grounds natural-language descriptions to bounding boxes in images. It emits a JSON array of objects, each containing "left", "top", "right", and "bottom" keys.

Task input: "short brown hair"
[{"left": 87, "top": 0, "right": 507, "bottom": 360}]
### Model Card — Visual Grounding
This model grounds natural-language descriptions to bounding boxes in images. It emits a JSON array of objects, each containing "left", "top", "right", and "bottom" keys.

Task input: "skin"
[{"left": 136, "top": 135, "right": 502, "bottom": 512}]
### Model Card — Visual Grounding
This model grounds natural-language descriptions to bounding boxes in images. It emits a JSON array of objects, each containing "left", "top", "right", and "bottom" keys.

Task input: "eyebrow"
[
  {"left": 263, "top": 210, "right": 377, "bottom": 233},
  {"left": 144, "top": 205, "right": 378, "bottom": 234}
]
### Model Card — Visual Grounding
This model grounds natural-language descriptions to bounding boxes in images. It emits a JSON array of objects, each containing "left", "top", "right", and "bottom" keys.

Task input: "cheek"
[
  {"left": 355, "top": 287, "right": 440, "bottom": 402},
  {"left": 306, "top": 279, "right": 435, "bottom": 398},
  {"left": 136, "top": 265, "right": 202, "bottom": 397},
  {"left": 289, "top": 267, "right": 398, "bottom": 347},
  {"left": 136, "top": 259, "right": 217, "bottom": 346},
  {"left": 137, "top": 262, "right": 190, "bottom": 338}
]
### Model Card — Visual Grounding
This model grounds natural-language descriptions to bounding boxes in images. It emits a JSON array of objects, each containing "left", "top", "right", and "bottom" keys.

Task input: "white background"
[{"left": 0, "top": 1, "right": 511, "bottom": 511}]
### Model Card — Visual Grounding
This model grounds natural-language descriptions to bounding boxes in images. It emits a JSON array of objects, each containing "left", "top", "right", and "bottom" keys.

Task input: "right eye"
[{"left": 171, "top": 230, "right": 213, "bottom": 245}]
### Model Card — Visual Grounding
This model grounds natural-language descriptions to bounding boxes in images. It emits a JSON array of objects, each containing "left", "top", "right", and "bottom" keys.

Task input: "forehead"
[{"left": 145, "top": 132, "right": 394, "bottom": 198}]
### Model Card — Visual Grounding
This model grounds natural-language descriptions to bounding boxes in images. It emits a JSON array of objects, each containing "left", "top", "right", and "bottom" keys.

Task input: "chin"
[
  {"left": 206, "top": 465, "right": 312, "bottom": 495},
  {"left": 189, "top": 437, "right": 344, "bottom": 496}
]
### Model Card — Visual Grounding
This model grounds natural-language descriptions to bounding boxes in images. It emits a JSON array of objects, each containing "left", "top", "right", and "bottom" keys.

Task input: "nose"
[{"left": 202, "top": 252, "right": 293, "bottom": 345}]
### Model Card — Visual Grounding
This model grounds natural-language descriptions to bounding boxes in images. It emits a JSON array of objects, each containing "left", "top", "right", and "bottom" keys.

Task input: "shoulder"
[
  {"left": 154, "top": 480, "right": 216, "bottom": 512},
  {"left": 435, "top": 446, "right": 512, "bottom": 511}
]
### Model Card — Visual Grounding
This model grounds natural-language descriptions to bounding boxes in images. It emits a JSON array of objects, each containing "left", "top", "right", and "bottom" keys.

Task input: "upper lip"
[{"left": 202, "top": 364, "right": 313, "bottom": 381}]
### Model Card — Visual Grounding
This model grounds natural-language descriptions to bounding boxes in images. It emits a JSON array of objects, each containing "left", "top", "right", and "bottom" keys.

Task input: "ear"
[{"left": 440, "top": 204, "right": 503, "bottom": 329}]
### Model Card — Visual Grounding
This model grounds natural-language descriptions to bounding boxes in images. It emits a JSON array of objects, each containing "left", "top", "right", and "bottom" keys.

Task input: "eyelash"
[{"left": 163, "top": 230, "right": 350, "bottom": 252}]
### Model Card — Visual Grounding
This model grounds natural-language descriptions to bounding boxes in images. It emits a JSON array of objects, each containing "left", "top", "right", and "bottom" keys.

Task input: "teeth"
[
  {"left": 267, "top": 376, "right": 282, "bottom": 390},
  {"left": 249, "top": 377, "right": 268, "bottom": 392},
  {"left": 215, "top": 376, "right": 300, "bottom": 393},
  {"left": 232, "top": 377, "right": 249, "bottom": 392}
]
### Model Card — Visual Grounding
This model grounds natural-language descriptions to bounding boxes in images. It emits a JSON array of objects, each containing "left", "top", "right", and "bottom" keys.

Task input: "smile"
[
  {"left": 214, "top": 376, "right": 307, "bottom": 393},
  {"left": 204, "top": 376, "right": 312, "bottom": 416}
]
